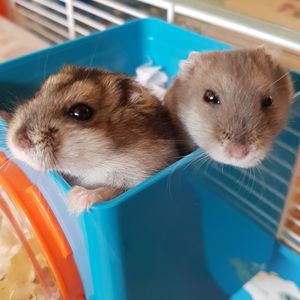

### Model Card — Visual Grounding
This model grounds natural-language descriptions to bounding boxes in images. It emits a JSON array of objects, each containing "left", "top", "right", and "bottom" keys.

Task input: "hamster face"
[
  {"left": 7, "top": 66, "right": 154, "bottom": 175},
  {"left": 170, "top": 48, "right": 293, "bottom": 168}
]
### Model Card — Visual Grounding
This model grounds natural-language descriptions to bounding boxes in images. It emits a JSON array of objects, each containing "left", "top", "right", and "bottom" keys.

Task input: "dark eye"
[
  {"left": 261, "top": 96, "right": 273, "bottom": 109},
  {"left": 203, "top": 90, "right": 220, "bottom": 105},
  {"left": 67, "top": 103, "right": 93, "bottom": 121}
]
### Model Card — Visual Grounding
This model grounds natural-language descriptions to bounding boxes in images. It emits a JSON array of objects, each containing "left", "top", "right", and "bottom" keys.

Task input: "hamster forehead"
[
  {"left": 183, "top": 49, "right": 293, "bottom": 124},
  {"left": 192, "top": 50, "right": 276, "bottom": 99},
  {"left": 20, "top": 66, "right": 130, "bottom": 124},
  {"left": 36, "top": 69, "right": 105, "bottom": 110}
]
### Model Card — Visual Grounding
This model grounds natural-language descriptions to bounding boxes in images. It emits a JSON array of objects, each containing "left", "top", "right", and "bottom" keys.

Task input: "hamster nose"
[
  {"left": 226, "top": 142, "right": 249, "bottom": 159},
  {"left": 15, "top": 125, "right": 32, "bottom": 149}
]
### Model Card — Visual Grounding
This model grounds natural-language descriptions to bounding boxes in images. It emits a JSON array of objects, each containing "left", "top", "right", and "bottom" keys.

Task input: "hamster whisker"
[
  {"left": 166, "top": 162, "right": 183, "bottom": 202},
  {"left": 247, "top": 167, "right": 255, "bottom": 192},
  {"left": 236, "top": 168, "right": 247, "bottom": 192},
  {"left": 88, "top": 35, "right": 102, "bottom": 67},
  {"left": 247, "top": 167, "right": 255, "bottom": 189},
  {"left": 193, "top": 154, "right": 211, "bottom": 174},
  {"left": 249, "top": 167, "right": 259, "bottom": 194},
  {"left": 253, "top": 165, "right": 265, "bottom": 194},
  {"left": 272, "top": 83, "right": 293, "bottom": 92},
  {"left": 0, "top": 158, "right": 10, "bottom": 171},
  {"left": 268, "top": 71, "right": 290, "bottom": 88},
  {"left": 185, "top": 152, "right": 208, "bottom": 172},
  {"left": 43, "top": 49, "right": 51, "bottom": 81},
  {"left": 0, "top": 159, "right": 12, "bottom": 175},
  {"left": 202, "top": 156, "right": 213, "bottom": 174},
  {"left": 251, "top": 163, "right": 266, "bottom": 196}
]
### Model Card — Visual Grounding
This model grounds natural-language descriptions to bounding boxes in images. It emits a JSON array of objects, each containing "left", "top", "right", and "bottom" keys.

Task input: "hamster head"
[
  {"left": 174, "top": 47, "right": 293, "bottom": 168},
  {"left": 7, "top": 65, "right": 148, "bottom": 175}
]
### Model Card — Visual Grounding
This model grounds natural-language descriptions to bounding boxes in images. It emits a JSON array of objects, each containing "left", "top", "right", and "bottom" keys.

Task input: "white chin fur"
[
  {"left": 210, "top": 154, "right": 263, "bottom": 168},
  {"left": 207, "top": 145, "right": 267, "bottom": 168}
]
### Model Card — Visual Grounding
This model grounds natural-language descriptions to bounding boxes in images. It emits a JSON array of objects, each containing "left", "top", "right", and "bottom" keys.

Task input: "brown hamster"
[
  {"left": 7, "top": 65, "right": 180, "bottom": 213},
  {"left": 164, "top": 47, "right": 293, "bottom": 168}
]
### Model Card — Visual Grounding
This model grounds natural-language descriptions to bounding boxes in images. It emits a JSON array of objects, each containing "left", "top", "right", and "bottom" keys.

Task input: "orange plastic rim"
[
  {"left": 0, "top": 152, "right": 85, "bottom": 300},
  {"left": 0, "top": 2, "right": 7, "bottom": 16}
]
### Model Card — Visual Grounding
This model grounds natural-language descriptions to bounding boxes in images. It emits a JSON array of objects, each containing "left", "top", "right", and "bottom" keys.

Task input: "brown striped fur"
[{"left": 7, "top": 65, "right": 182, "bottom": 212}]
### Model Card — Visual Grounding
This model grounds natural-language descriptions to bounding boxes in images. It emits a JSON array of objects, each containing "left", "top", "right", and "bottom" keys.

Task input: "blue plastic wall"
[{"left": 0, "top": 19, "right": 300, "bottom": 300}]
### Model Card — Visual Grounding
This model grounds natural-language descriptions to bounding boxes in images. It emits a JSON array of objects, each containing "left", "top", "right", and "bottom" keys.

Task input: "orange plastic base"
[
  {"left": 0, "top": 2, "right": 7, "bottom": 16},
  {"left": 0, "top": 152, "right": 85, "bottom": 299}
]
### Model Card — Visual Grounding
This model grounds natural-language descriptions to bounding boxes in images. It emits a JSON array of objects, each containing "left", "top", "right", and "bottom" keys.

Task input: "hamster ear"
[
  {"left": 60, "top": 64, "right": 77, "bottom": 73},
  {"left": 129, "top": 82, "right": 143, "bottom": 103},
  {"left": 256, "top": 45, "right": 281, "bottom": 61},
  {"left": 179, "top": 51, "right": 202, "bottom": 80},
  {"left": 114, "top": 78, "right": 144, "bottom": 106},
  {"left": 0, "top": 111, "right": 10, "bottom": 123}
]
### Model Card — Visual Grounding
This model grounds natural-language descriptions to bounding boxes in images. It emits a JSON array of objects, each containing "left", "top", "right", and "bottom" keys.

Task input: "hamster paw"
[
  {"left": 68, "top": 186, "right": 122, "bottom": 215},
  {"left": 68, "top": 186, "right": 106, "bottom": 214}
]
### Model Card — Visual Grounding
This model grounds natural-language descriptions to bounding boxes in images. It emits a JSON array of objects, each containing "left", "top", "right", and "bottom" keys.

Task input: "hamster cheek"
[
  {"left": 68, "top": 185, "right": 123, "bottom": 214},
  {"left": 204, "top": 143, "right": 226, "bottom": 163}
]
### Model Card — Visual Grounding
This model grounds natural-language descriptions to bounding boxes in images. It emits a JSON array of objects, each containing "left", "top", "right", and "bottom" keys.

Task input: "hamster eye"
[
  {"left": 261, "top": 96, "right": 273, "bottom": 109},
  {"left": 203, "top": 90, "right": 220, "bottom": 105},
  {"left": 67, "top": 103, "right": 93, "bottom": 121}
]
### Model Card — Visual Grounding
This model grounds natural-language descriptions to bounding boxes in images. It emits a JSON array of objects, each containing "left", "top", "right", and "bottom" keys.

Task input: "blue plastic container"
[{"left": 0, "top": 19, "right": 300, "bottom": 299}]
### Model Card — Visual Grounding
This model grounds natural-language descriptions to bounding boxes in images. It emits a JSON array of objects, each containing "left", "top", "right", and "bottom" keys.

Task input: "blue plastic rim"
[{"left": 0, "top": 18, "right": 300, "bottom": 300}]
